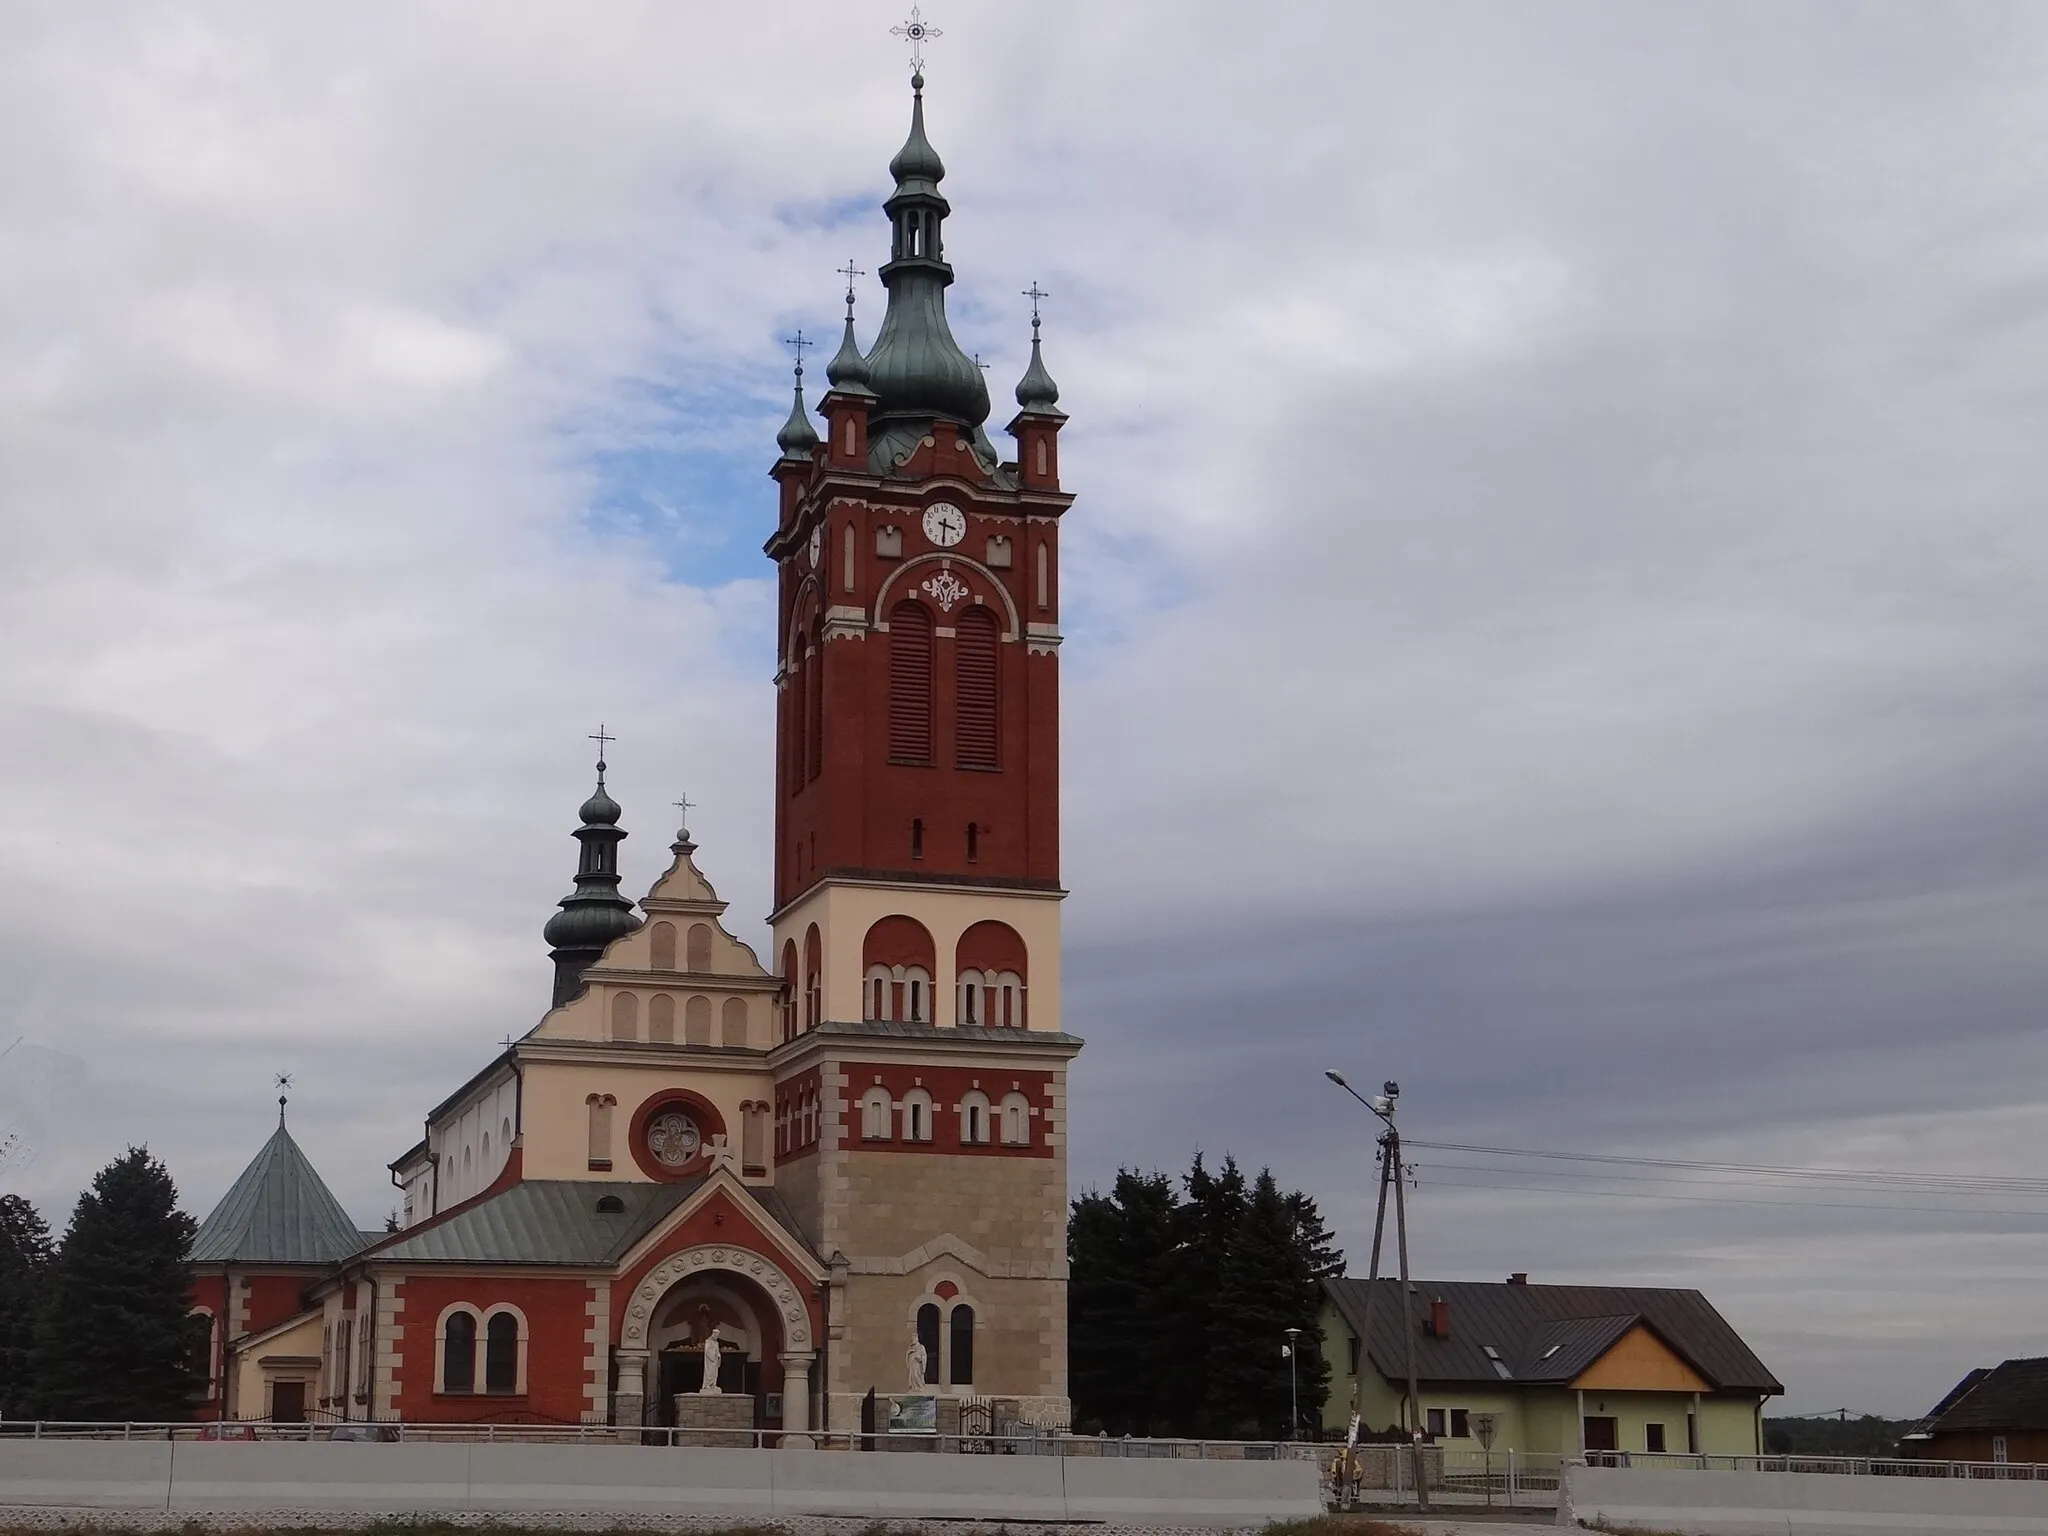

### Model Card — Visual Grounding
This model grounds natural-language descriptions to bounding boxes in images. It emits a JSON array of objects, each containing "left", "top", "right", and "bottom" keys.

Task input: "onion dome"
[
  {"left": 863, "top": 73, "right": 991, "bottom": 432},
  {"left": 1015, "top": 331, "right": 1063, "bottom": 416},
  {"left": 776, "top": 363, "right": 820, "bottom": 461},
  {"left": 544, "top": 752, "right": 640, "bottom": 1007},
  {"left": 826, "top": 313, "right": 875, "bottom": 396}
]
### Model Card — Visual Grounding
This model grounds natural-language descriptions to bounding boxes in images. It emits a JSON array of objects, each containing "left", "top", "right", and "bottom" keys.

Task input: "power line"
[
  {"left": 1406, "top": 1139, "right": 2048, "bottom": 1194},
  {"left": 1415, "top": 1171, "right": 2048, "bottom": 1221},
  {"left": 1413, "top": 1157, "right": 2048, "bottom": 1199}
]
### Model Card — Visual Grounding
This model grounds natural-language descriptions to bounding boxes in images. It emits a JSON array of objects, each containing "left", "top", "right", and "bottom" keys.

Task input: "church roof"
[
  {"left": 190, "top": 1121, "right": 368, "bottom": 1267},
  {"left": 369, "top": 1178, "right": 814, "bottom": 1266}
]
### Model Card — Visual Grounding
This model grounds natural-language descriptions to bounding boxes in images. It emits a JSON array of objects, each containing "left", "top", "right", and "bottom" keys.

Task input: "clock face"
[
  {"left": 922, "top": 502, "right": 966, "bottom": 548},
  {"left": 807, "top": 523, "right": 824, "bottom": 567}
]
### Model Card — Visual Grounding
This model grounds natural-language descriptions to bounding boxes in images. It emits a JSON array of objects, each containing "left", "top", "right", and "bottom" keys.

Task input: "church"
[{"left": 186, "top": 67, "right": 1080, "bottom": 1439}]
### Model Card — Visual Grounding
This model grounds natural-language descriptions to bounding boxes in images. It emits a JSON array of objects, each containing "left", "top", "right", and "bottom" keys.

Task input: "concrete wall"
[
  {"left": 0, "top": 1440, "right": 1318, "bottom": 1530},
  {"left": 1567, "top": 1463, "right": 2048, "bottom": 1535}
]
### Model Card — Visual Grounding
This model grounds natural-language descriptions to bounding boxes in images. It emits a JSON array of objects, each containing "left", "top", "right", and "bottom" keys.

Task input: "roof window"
[
  {"left": 1483, "top": 1344, "right": 1513, "bottom": 1380},
  {"left": 595, "top": 1194, "right": 626, "bottom": 1214}
]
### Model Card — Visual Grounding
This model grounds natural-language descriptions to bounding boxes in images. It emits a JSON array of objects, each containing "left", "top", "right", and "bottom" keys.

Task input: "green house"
[{"left": 1319, "top": 1276, "right": 1780, "bottom": 1456}]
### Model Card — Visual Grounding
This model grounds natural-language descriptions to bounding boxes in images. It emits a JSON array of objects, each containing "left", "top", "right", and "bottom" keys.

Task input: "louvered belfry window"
[
  {"left": 805, "top": 626, "right": 824, "bottom": 781},
  {"left": 955, "top": 606, "right": 999, "bottom": 769},
  {"left": 889, "top": 601, "right": 934, "bottom": 764}
]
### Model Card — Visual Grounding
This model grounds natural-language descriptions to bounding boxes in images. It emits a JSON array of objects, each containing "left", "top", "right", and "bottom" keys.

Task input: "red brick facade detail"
[
  {"left": 842, "top": 1062, "right": 1057, "bottom": 1158},
  {"left": 389, "top": 1272, "right": 593, "bottom": 1424},
  {"left": 774, "top": 1066, "right": 823, "bottom": 1164}
]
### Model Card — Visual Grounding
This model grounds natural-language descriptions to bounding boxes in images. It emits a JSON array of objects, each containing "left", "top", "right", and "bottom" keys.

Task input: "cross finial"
[
  {"left": 837, "top": 260, "right": 866, "bottom": 320},
  {"left": 673, "top": 792, "right": 697, "bottom": 834},
  {"left": 785, "top": 328, "right": 813, "bottom": 379},
  {"left": 1024, "top": 282, "right": 1050, "bottom": 340},
  {"left": 275, "top": 1072, "right": 292, "bottom": 1126},
  {"left": 892, "top": 6, "right": 940, "bottom": 78},
  {"left": 589, "top": 723, "right": 614, "bottom": 781}
]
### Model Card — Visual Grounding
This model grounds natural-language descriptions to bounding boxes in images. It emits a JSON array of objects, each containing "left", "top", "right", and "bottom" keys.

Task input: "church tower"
[{"left": 765, "top": 69, "right": 1079, "bottom": 1426}]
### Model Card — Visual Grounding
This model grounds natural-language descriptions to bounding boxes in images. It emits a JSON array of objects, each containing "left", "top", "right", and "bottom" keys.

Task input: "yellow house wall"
[
  {"left": 230, "top": 1310, "right": 323, "bottom": 1421},
  {"left": 772, "top": 879, "right": 1065, "bottom": 1032}
]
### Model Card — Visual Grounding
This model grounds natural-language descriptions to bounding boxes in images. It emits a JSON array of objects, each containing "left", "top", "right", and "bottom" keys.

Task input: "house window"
[
  {"left": 1427, "top": 1408, "right": 1446, "bottom": 1438},
  {"left": 950, "top": 1304, "right": 975, "bottom": 1385},
  {"left": 1451, "top": 1408, "right": 1470, "bottom": 1439},
  {"left": 1687, "top": 1413, "right": 1698, "bottom": 1454},
  {"left": 484, "top": 1312, "right": 519, "bottom": 1394},
  {"left": 1646, "top": 1422, "right": 1666, "bottom": 1454},
  {"left": 1994, "top": 1434, "right": 2009, "bottom": 1464},
  {"left": 443, "top": 1312, "right": 476, "bottom": 1394}
]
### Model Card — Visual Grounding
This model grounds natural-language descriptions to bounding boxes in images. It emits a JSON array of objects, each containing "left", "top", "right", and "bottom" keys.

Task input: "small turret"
[
  {"left": 1008, "top": 285, "right": 1067, "bottom": 491},
  {"left": 543, "top": 737, "right": 641, "bottom": 1007},
  {"left": 776, "top": 357, "right": 820, "bottom": 463}
]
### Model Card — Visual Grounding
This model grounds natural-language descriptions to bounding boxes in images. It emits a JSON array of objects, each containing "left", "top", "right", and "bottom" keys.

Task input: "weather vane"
[
  {"left": 589, "top": 724, "right": 614, "bottom": 780},
  {"left": 891, "top": 7, "right": 940, "bottom": 76},
  {"left": 837, "top": 260, "right": 866, "bottom": 319},
  {"left": 275, "top": 1072, "right": 292, "bottom": 1125},
  {"left": 1024, "top": 281, "right": 1050, "bottom": 339}
]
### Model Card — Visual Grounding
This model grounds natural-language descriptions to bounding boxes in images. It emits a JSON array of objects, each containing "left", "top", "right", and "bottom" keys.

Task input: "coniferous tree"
[
  {"left": 33, "top": 1148, "right": 199, "bottom": 1422},
  {"left": 1159, "top": 1154, "right": 1245, "bottom": 1435},
  {"left": 0, "top": 1194, "right": 55, "bottom": 1417},
  {"left": 1068, "top": 1170, "right": 1177, "bottom": 1435}
]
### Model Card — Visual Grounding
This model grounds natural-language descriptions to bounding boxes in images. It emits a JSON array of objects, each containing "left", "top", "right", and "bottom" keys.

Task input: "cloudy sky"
[{"left": 4, "top": 1, "right": 2046, "bottom": 1416}]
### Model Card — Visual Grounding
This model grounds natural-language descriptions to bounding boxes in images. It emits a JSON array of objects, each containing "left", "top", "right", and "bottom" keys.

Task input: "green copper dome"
[
  {"left": 776, "top": 366, "right": 820, "bottom": 460},
  {"left": 825, "top": 313, "right": 875, "bottom": 396},
  {"left": 863, "top": 74, "right": 990, "bottom": 433},
  {"left": 544, "top": 766, "right": 639, "bottom": 1006},
  {"left": 1015, "top": 333, "right": 1063, "bottom": 415}
]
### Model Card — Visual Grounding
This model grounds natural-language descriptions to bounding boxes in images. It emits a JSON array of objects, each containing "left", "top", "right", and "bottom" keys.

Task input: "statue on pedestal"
[
  {"left": 906, "top": 1332, "right": 928, "bottom": 1393},
  {"left": 699, "top": 1324, "right": 723, "bottom": 1394}
]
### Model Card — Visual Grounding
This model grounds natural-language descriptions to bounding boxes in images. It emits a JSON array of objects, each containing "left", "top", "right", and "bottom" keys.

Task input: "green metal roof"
[
  {"left": 190, "top": 1121, "right": 368, "bottom": 1266},
  {"left": 368, "top": 1178, "right": 817, "bottom": 1267}
]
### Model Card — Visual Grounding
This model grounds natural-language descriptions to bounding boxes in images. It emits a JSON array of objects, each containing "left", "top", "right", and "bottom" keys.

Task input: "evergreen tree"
[
  {"left": 1068, "top": 1170, "right": 1178, "bottom": 1434},
  {"left": 33, "top": 1148, "right": 199, "bottom": 1422},
  {"left": 0, "top": 1194, "right": 55, "bottom": 1417},
  {"left": 1160, "top": 1154, "right": 1245, "bottom": 1435}
]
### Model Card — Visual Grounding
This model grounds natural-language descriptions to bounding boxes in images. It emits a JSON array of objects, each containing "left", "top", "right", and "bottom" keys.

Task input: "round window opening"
[{"left": 647, "top": 1110, "right": 702, "bottom": 1167}]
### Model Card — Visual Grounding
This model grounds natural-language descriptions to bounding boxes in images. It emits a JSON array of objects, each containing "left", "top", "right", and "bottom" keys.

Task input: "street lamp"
[
  {"left": 1284, "top": 1326, "right": 1301, "bottom": 1441},
  {"left": 1327, "top": 1068, "right": 1429, "bottom": 1512}
]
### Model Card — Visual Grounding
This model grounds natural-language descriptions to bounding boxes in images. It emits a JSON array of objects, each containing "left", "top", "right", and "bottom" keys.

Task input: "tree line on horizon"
[
  {"left": 1067, "top": 1154, "right": 1342, "bottom": 1440},
  {"left": 0, "top": 1148, "right": 201, "bottom": 1422}
]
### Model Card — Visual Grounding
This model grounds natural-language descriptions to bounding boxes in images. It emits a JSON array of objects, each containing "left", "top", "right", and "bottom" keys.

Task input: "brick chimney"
[
  {"left": 1429, "top": 1297, "right": 1451, "bottom": 1338},
  {"left": 1507, "top": 1272, "right": 1528, "bottom": 1285}
]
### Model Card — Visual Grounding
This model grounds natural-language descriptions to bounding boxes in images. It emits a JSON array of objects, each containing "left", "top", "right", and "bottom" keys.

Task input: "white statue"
[
  {"left": 906, "top": 1333, "right": 928, "bottom": 1393},
  {"left": 699, "top": 1324, "right": 723, "bottom": 1394}
]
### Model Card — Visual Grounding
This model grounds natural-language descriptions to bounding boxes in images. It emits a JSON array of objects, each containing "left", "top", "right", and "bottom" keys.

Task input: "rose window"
[{"left": 647, "top": 1110, "right": 702, "bottom": 1167}]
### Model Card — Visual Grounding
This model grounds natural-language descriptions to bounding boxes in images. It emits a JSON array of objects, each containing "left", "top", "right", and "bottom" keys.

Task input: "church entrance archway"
[{"left": 647, "top": 1274, "right": 779, "bottom": 1426}]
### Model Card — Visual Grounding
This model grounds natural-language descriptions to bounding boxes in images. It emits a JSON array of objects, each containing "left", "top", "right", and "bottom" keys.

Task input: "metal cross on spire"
[
  {"left": 784, "top": 329, "right": 813, "bottom": 378},
  {"left": 589, "top": 724, "right": 614, "bottom": 779},
  {"left": 891, "top": 6, "right": 941, "bottom": 77},
  {"left": 1024, "top": 281, "right": 1050, "bottom": 339},
  {"left": 673, "top": 793, "right": 696, "bottom": 832},
  {"left": 837, "top": 260, "right": 866, "bottom": 319}
]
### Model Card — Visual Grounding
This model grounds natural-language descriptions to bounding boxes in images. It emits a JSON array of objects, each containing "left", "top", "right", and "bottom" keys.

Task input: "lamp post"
[
  {"left": 1284, "top": 1327, "right": 1301, "bottom": 1441},
  {"left": 1326, "top": 1069, "right": 1429, "bottom": 1512}
]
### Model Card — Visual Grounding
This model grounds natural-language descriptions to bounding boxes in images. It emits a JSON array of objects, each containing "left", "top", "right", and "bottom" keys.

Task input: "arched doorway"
[
  {"left": 617, "top": 1243, "right": 820, "bottom": 1436},
  {"left": 647, "top": 1274, "right": 780, "bottom": 1426}
]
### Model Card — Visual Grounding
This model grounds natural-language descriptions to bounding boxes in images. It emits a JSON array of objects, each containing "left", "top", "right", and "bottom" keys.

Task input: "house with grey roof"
[
  {"left": 1901, "top": 1357, "right": 2048, "bottom": 1464},
  {"left": 1319, "top": 1274, "right": 1781, "bottom": 1457}
]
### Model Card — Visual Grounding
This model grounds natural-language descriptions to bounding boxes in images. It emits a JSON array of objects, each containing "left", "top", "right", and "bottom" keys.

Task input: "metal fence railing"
[{"left": 1583, "top": 1450, "right": 2048, "bottom": 1480}]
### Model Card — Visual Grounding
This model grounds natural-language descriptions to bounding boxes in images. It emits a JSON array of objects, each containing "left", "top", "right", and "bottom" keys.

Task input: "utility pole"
[{"left": 1326, "top": 1071, "right": 1430, "bottom": 1512}]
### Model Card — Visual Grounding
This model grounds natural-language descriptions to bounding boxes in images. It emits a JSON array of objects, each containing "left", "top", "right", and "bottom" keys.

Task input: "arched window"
[
  {"left": 443, "top": 1311, "right": 476, "bottom": 1394},
  {"left": 586, "top": 1094, "right": 615, "bottom": 1168},
  {"left": 481, "top": 1130, "right": 490, "bottom": 1168},
  {"left": 648, "top": 993, "right": 676, "bottom": 1043},
  {"left": 686, "top": 923, "right": 714, "bottom": 971},
  {"left": 903, "top": 966, "right": 931, "bottom": 1023},
  {"left": 742, "top": 1101, "right": 767, "bottom": 1173},
  {"left": 950, "top": 1304, "right": 975, "bottom": 1385},
  {"left": 611, "top": 992, "right": 639, "bottom": 1042},
  {"left": 888, "top": 601, "right": 934, "bottom": 764},
  {"left": 1036, "top": 541, "right": 1049, "bottom": 609},
  {"left": 806, "top": 622, "right": 824, "bottom": 780},
  {"left": 959, "top": 1091, "right": 991, "bottom": 1145},
  {"left": 1035, "top": 437, "right": 1049, "bottom": 478},
  {"left": 788, "top": 634, "right": 809, "bottom": 794},
  {"left": 955, "top": 605, "right": 1000, "bottom": 769},
  {"left": 685, "top": 994, "right": 712, "bottom": 1045},
  {"left": 911, "top": 817, "right": 924, "bottom": 860},
  {"left": 956, "top": 922, "right": 1028, "bottom": 1028},
  {"left": 861, "top": 1087, "right": 893, "bottom": 1141},
  {"left": 863, "top": 916, "right": 936, "bottom": 1023},
  {"left": 866, "top": 965, "right": 890, "bottom": 1020},
  {"left": 721, "top": 997, "right": 749, "bottom": 1047},
  {"left": 843, "top": 522, "right": 856, "bottom": 588},
  {"left": 916, "top": 1303, "right": 941, "bottom": 1385},
  {"left": 484, "top": 1312, "right": 519, "bottom": 1394},
  {"left": 902, "top": 1088, "right": 934, "bottom": 1143},
  {"left": 804, "top": 925, "right": 823, "bottom": 1030},
  {"left": 780, "top": 940, "right": 799, "bottom": 1043},
  {"left": 649, "top": 921, "right": 677, "bottom": 971},
  {"left": 187, "top": 1310, "right": 215, "bottom": 1390},
  {"left": 1001, "top": 1092, "right": 1031, "bottom": 1147}
]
